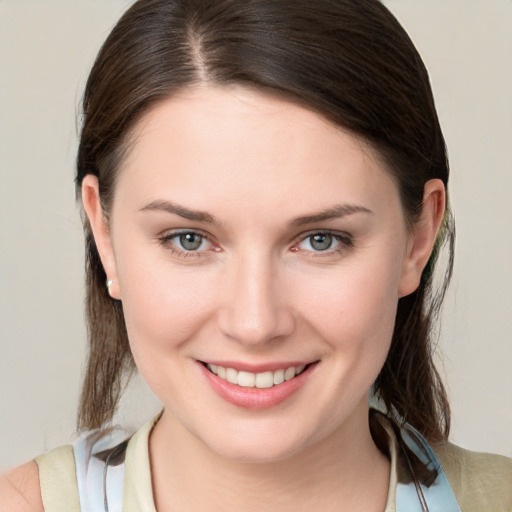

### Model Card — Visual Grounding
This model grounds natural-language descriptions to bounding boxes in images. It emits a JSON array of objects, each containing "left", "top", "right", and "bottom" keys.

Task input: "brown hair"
[{"left": 76, "top": 0, "right": 453, "bottom": 451}]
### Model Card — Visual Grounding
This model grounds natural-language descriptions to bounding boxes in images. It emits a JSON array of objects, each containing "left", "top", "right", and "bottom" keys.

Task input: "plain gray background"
[{"left": 1, "top": 0, "right": 511, "bottom": 470}]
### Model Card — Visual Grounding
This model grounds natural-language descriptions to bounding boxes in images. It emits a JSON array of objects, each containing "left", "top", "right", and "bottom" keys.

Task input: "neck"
[{"left": 149, "top": 403, "right": 390, "bottom": 512}]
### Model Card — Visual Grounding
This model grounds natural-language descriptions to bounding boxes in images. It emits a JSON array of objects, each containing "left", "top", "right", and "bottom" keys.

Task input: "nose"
[{"left": 217, "top": 253, "right": 296, "bottom": 347}]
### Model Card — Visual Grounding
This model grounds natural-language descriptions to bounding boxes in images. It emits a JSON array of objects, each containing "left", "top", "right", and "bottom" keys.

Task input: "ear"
[
  {"left": 81, "top": 175, "right": 121, "bottom": 300},
  {"left": 398, "top": 179, "right": 446, "bottom": 298}
]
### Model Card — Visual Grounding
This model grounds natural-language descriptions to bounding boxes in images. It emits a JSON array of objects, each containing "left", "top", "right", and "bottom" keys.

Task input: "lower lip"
[{"left": 199, "top": 362, "right": 317, "bottom": 409}]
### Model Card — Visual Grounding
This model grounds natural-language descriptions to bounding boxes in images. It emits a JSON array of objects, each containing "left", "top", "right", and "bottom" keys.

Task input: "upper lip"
[{"left": 199, "top": 360, "right": 318, "bottom": 373}]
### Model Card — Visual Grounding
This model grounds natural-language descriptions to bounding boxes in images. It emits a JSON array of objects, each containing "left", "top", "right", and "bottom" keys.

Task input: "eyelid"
[
  {"left": 157, "top": 228, "right": 220, "bottom": 256},
  {"left": 159, "top": 227, "right": 211, "bottom": 239},
  {"left": 293, "top": 229, "right": 353, "bottom": 242},
  {"left": 291, "top": 229, "right": 354, "bottom": 253}
]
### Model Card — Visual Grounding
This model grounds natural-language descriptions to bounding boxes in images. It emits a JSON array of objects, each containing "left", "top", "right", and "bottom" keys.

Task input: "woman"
[{"left": 1, "top": 0, "right": 511, "bottom": 510}]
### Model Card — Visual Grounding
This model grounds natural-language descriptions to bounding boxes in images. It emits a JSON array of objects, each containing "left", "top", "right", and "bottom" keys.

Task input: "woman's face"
[{"left": 85, "top": 86, "right": 436, "bottom": 462}]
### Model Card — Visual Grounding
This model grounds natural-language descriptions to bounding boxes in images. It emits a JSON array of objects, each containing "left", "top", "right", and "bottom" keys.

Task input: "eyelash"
[
  {"left": 157, "top": 230, "right": 354, "bottom": 260},
  {"left": 291, "top": 231, "right": 354, "bottom": 256},
  {"left": 158, "top": 230, "right": 217, "bottom": 259}
]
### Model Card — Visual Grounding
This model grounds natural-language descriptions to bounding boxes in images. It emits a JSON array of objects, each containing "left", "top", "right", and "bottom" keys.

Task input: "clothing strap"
[
  {"left": 73, "top": 428, "right": 127, "bottom": 512},
  {"left": 34, "top": 445, "right": 81, "bottom": 512},
  {"left": 396, "top": 422, "right": 462, "bottom": 512}
]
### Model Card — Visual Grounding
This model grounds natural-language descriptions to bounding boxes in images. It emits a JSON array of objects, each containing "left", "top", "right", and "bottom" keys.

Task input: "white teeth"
[
  {"left": 273, "top": 369, "right": 285, "bottom": 385},
  {"left": 206, "top": 363, "right": 308, "bottom": 389},
  {"left": 284, "top": 366, "right": 296, "bottom": 381},
  {"left": 226, "top": 367, "right": 238, "bottom": 384},
  {"left": 238, "top": 371, "right": 255, "bottom": 387},
  {"left": 255, "top": 371, "right": 274, "bottom": 389}
]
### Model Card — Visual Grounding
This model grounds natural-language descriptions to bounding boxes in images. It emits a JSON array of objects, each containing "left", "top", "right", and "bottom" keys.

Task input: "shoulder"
[
  {"left": 433, "top": 441, "right": 512, "bottom": 510},
  {"left": 34, "top": 444, "right": 81, "bottom": 511},
  {"left": 0, "top": 461, "right": 44, "bottom": 512},
  {"left": 0, "top": 445, "right": 80, "bottom": 512}
]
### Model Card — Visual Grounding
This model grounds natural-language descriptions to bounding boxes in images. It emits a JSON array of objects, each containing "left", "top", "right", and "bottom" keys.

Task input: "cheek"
[
  {"left": 116, "top": 254, "right": 222, "bottom": 405},
  {"left": 291, "top": 254, "right": 401, "bottom": 354},
  {"left": 115, "top": 249, "right": 218, "bottom": 356}
]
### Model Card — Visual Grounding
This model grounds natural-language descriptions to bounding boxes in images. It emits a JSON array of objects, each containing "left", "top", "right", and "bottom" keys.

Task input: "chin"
[
  {"left": 193, "top": 418, "right": 316, "bottom": 464},
  {"left": 208, "top": 438, "right": 305, "bottom": 465}
]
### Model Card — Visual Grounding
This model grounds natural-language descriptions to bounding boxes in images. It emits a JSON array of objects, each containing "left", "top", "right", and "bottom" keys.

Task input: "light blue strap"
[
  {"left": 396, "top": 423, "right": 462, "bottom": 512},
  {"left": 104, "top": 462, "right": 125, "bottom": 512},
  {"left": 73, "top": 429, "right": 127, "bottom": 512}
]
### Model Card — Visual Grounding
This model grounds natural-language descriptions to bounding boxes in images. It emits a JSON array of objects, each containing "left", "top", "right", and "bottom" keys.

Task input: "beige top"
[
  {"left": 433, "top": 441, "right": 512, "bottom": 511},
  {"left": 35, "top": 415, "right": 512, "bottom": 512}
]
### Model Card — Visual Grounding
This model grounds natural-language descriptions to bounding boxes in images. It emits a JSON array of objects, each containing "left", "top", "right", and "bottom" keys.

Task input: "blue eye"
[
  {"left": 296, "top": 232, "right": 352, "bottom": 253},
  {"left": 308, "top": 233, "right": 334, "bottom": 251},
  {"left": 178, "top": 232, "right": 204, "bottom": 250},
  {"left": 159, "top": 231, "right": 213, "bottom": 253}
]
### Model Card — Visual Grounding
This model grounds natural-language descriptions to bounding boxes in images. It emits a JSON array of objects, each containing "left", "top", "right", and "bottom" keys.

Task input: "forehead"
[{"left": 114, "top": 85, "right": 400, "bottom": 220}]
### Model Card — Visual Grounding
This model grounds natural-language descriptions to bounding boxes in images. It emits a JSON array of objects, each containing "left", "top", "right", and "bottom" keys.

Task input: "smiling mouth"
[{"left": 204, "top": 363, "right": 312, "bottom": 389}]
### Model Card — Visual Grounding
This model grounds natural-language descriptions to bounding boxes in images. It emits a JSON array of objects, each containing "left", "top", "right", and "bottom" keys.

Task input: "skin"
[
  {"left": 0, "top": 85, "right": 445, "bottom": 512},
  {"left": 0, "top": 462, "right": 43, "bottom": 512}
]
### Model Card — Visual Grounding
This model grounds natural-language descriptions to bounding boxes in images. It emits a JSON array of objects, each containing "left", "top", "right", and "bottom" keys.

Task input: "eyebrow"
[
  {"left": 139, "top": 200, "right": 221, "bottom": 225},
  {"left": 140, "top": 199, "right": 372, "bottom": 227},
  {"left": 289, "top": 204, "right": 373, "bottom": 227}
]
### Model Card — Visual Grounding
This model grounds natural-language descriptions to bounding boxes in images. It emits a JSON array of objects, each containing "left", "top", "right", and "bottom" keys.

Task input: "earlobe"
[
  {"left": 398, "top": 179, "right": 446, "bottom": 298},
  {"left": 81, "top": 175, "right": 121, "bottom": 300}
]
